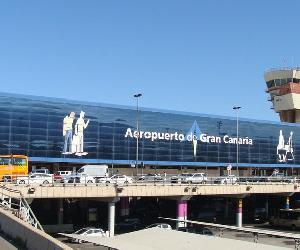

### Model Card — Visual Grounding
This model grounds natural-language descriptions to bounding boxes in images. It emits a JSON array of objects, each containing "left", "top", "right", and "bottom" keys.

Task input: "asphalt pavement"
[{"left": 55, "top": 223, "right": 300, "bottom": 250}]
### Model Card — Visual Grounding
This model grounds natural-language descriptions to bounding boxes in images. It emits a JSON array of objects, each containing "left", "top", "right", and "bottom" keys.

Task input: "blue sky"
[{"left": 0, "top": 1, "right": 299, "bottom": 121}]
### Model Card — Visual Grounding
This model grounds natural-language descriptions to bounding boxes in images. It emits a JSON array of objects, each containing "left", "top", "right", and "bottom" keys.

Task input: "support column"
[
  {"left": 120, "top": 197, "right": 130, "bottom": 217},
  {"left": 285, "top": 196, "right": 290, "bottom": 209},
  {"left": 58, "top": 199, "right": 64, "bottom": 225},
  {"left": 265, "top": 196, "right": 269, "bottom": 219},
  {"left": 177, "top": 200, "right": 188, "bottom": 229},
  {"left": 236, "top": 198, "right": 242, "bottom": 227},
  {"left": 224, "top": 198, "right": 229, "bottom": 220},
  {"left": 108, "top": 202, "right": 116, "bottom": 237}
]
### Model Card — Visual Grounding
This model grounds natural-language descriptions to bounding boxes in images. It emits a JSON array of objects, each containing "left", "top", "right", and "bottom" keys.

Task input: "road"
[
  {"left": 55, "top": 223, "right": 300, "bottom": 250},
  {"left": 212, "top": 223, "right": 298, "bottom": 249},
  {"left": 56, "top": 236, "right": 107, "bottom": 250}
]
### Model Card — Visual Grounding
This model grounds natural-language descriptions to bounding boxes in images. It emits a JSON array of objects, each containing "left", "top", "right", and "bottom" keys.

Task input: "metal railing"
[
  {"left": 0, "top": 185, "right": 44, "bottom": 231},
  {"left": 265, "top": 67, "right": 300, "bottom": 73},
  {"left": 2, "top": 173, "right": 300, "bottom": 187}
]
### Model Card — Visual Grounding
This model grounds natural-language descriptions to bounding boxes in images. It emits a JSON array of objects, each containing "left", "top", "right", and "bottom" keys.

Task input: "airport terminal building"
[{"left": 1, "top": 92, "right": 300, "bottom": 175}]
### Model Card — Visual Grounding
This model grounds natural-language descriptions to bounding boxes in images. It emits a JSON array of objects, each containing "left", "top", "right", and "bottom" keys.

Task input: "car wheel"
[
  {"left": 19, "top": 180, "right": 25, "bottom": 184},
  {"left": 3, "top": 176, "right": 10, "bottom": 182},
  {"left": 43, "top": 180, "right": 49, "bottom": 184},
  {"left": 124, "top": 181, "right": 129, "bottom": 184},
  {"left": 87, "top": 180, "right": 93, "bottom": 183},
  {"left": 106, "top": 181, "right": 110, "bottom": 184}
]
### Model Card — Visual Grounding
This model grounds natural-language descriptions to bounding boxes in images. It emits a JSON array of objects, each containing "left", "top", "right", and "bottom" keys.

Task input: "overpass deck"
[{"left": 1, "top": 182, "right": 299, "bottom": 199}]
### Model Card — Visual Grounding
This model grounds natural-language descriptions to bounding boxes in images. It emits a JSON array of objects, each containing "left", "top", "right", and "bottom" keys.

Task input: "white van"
[
  {"left": 77, "top": 165, "right": 108, "bottom": 178},
  {"left": 58, "top": 171, "right": 72, "bottom": 177}
]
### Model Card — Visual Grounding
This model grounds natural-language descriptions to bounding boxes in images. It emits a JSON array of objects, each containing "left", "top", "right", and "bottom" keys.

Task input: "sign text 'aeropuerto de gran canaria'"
[{"left": 124, "top": 128, "right": 253, "bottom": 145}]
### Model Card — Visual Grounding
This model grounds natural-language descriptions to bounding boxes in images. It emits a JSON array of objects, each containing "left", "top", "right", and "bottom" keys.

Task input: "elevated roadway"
[{"left": 1, "top": 182, "right": 299, "bottom": 199}]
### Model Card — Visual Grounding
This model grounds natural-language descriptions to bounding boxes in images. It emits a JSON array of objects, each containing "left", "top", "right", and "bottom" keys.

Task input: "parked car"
[
  {"left": 267, "top": 173, "right": 292, "bottom": 182},
  {"left": 214, "top": 175, "right": 237, "bottom": 184},
  {"left": 29, "top": 168, "right": 50, "bottom": 175},
  {"left": 56, "top": 171, "right": 72, "bottom": 183},
  {"left": 98, "top": 175, "right": 133, "bottom": 184},
  {"left": 53, "top": 172, "right": 62, "bottom": 182},
  {"left": 58, "top": 170, "right": 72, "bottom": 177},
  {"left": 65, "top": 174, "right": 95, "bottom": 184},
  {"left": 171, "top": 173, "right": 208, "bottom": 184},
  {"left": 13, "top": 173, "right": 53, "bottom": 185},
  {"left": 138, "top": 174, "right": 163, "bottom": 182},
  {"left": 197, "top": 211, "right": 218, "bottom": 222},
  {"left": 181, "top": 173, "right": 208, "bottom": 184},
  {"left": 252, "top": 207, "right": 268, "bottom": 223},
  {"left": 145, "top": 223, "right": 172, "bottom": 229},
  {"left": 115, "top": 218, "right": 142, "bottom": 232},
  {"left": 71, "top": 227, "right": 105, "bottom": 243},
  {"left": 177, "top": 226, "right": 214, "bottom": 236}
]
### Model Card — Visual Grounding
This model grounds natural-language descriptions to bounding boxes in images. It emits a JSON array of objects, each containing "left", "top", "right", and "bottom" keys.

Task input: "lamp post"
[
  {"left": 233, "top": 106, "right": 241, "bottom": 177},
  {"left": 217, "top": 121, "right": 223, "bottom": 163},
  {"left": 134, "top": 93, "right": 142, "bottom": 176}
]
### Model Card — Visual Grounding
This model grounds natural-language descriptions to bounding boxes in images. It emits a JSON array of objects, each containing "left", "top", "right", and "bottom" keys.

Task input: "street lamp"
[
  {"left": 233, "top": 106, "right": 241, "bottom": 177},
  {"left": 217, "top": 121, "right": 223, "bottom": 163},
  {"left": 134, "top": 93, "right": 142, "bottom": 176}
]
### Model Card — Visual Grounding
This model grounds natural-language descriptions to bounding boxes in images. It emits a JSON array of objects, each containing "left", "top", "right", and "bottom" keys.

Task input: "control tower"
[{"left": 265, "top": 68, "right": 300, "bottom": 123}]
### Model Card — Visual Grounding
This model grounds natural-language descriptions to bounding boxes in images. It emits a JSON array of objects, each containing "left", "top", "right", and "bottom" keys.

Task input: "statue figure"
[
  {"left": 74, "top": 111, "right": 89, "bottom": 156},
  {"left": 62, "top": 112, "right": 75, "bottom": 154},
  {"left": 277, "top": 130, "right": 285, "bottom": 162},
  {"left": 277, "top": 130, "right": 294, "bottom": 162}
]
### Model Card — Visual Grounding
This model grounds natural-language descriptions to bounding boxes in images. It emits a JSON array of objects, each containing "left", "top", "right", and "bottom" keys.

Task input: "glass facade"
[{"left": 0, "top": 92, "right": 300, "bottom": 168}]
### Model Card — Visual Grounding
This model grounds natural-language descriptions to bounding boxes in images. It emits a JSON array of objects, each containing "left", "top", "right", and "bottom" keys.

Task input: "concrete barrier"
[
  {"left": 5, "top": 182, "right": 300, "bottom": 199},
  {"left": 43, "top": 224, "right": 74, "bottom": 233},
  {"left": 0, "top": 207, "right": 72, "bottom": 250}
]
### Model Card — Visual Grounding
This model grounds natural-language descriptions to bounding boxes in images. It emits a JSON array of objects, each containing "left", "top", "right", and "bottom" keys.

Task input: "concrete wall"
[{"left": 0, "top": 207, "right": 72, "bottom": 250}]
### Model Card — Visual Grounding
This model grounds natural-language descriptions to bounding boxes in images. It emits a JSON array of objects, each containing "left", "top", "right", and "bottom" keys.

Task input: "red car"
[{"left": 53, "top": 173, "right": 62, "bottom": 182}]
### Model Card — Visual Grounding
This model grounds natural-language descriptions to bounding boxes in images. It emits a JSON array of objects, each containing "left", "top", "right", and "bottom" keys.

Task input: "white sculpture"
[
  {"left": 62, "top": 112, "right": 75, "bottom": 154},
  {"left": 73, "top": 111, "right": 89, "bottom": 156},
  {"left": 277, "top": 130, "right": 294, "bottom": 163}
]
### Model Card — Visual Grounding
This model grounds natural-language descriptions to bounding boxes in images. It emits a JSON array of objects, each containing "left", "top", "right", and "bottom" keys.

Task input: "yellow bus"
[{"left": 0, "top": 155, "right": 28, "bottom": 181}]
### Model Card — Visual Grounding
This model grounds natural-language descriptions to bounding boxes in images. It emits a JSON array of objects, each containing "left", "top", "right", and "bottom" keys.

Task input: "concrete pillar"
[
  {"left": 224, "top": 198, "right": 229, "bottom": 220},
  {"left": 108, "top": 202, "right": 116, "bottom": 237},
  {"left": 58, "top": 199, "right": 64, "bottom": 225},
  {"left": 265, "top": 197, "right": 269, "bottom": 219},
  {"left": 120, "top": 197, "right": 130, "bottom": 217},
  {"left": 177, "top": 200, "right": 188, "bottom": 229},
  {"left": 285, "top": 196, "right": 290, "bottom": 209},
  {"left": 236, "top": 198, "right": 242, "bottom": 227}
]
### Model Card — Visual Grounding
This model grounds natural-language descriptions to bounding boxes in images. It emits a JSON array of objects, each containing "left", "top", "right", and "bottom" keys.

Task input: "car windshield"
[
  {"left": 75, "top": 228, "right": 88, "bottom": 234},
  {"left": 181, "top": 174, "right": 193, "bottom": 177},
  {"left": 32, "top": 169, "right": 48, "bottom": 174},
  {"left": 146, "top": 224, "right": 157, "bottom": 228}
]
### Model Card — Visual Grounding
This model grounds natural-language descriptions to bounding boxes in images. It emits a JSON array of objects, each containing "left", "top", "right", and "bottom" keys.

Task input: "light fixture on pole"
[
  {"left": 134, "top": 93, "right": 142, "bottom": 176},
  {"left": 233, "top": 106, "right": 241, "bottom": 177}
]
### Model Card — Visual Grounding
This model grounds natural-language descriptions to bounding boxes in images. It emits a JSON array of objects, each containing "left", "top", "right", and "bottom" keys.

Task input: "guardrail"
[
  {"left": 0, "top": 184, "right": 44, "bottom": 231},
  {"left": 159, "top": 217, "right": 300, "bottom": 249},
  {"left": 2, "top": 174, "right": 300, "bottom": 187}
]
